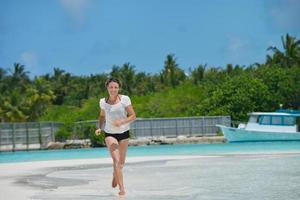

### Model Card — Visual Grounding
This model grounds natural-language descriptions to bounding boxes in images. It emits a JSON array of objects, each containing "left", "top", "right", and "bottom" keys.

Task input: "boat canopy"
[
  {"left": 276, "top": 109, "right": 300, "bottom": 114},
  {"left": 248, "top": 110, "right": 300, "bottom": 117}
]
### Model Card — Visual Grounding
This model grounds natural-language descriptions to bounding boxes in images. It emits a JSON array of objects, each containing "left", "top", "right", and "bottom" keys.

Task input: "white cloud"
[
  {"left": 223, "top": 35, "right": 251, "bottom": 65},
  {"left": 227, "top": 37, "right": 247, "bottom": 54},
  {"left": 20, "top": 51, "right": 40, "bottom": 76},
  {"left": 21, "top": 51, "right": 38, "bottom": 68},
  {"left": 59, "top": 0, "right": 91, "bottom": 27}
]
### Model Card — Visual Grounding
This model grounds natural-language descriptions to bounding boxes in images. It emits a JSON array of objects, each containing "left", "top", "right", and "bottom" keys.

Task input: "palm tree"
[
  {"left": 0, "top": 91, "right": 28, "bottom": 122},
  {"left": 26, "top": 77, "right": 55, "bottom": 120},
  {"left": 109, "top": 63, "right": 136, "bottom": 94},
  {"left": 282, "top": 34, "right": 300, "bottom": 57},
  {"left": 51, "top": 68, "right": 71, "bottom": 105},
  {"left": 0, "top": 67, "right": 8, "bottom": 95},
  {"left": 8, "top": 63, "right": 30, "bottom": 91},
  {"left": 161, "top": 54, "right": 186, "bottom": 88},
  {"left": 120, "top": 63, "right": 136, "bottom": 94},
  {"left": 0, "top": 67, "right": 7, "bottom": 81},
  {"left": 190, "top": 64, "right": 206, "bottom": 84},
  {"left": 266, "top": 34, "right": 300, "bottom": 67},
  {"left": 52, "top": 68, "right": 65, "bottom": 81},
  {"left": 11, "top": 63, "right": 29, "bottom": 78}
]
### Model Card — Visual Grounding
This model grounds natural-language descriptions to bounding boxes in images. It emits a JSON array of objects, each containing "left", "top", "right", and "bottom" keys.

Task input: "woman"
[{"left": 95, "top": 78, "right": 136, "bottom": 197}]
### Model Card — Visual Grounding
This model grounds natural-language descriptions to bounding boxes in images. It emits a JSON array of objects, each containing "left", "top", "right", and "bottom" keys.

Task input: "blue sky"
[{"left": 1, "top": 0, "right": 300, "bottom": 77}]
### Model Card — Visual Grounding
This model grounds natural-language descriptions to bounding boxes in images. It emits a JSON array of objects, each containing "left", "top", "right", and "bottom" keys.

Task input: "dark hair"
[{"left": 105, "top": 77, "right": 121, "bottom": 88}]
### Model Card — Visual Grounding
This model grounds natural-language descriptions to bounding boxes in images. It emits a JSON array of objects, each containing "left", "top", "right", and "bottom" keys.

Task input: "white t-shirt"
[{"left": 99, "top": 95, "right": 132, "bottom": 134}]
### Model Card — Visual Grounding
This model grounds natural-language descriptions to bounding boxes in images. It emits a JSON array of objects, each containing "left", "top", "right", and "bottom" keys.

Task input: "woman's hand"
[
  {"left": 113, "top": 119, "right": 125, "bottom": 127},
  {"left": 95, "top": 128, "right": 101, "bottom": 136}
]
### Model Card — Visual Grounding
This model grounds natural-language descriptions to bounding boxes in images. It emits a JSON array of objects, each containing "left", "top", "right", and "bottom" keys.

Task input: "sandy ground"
[{"left": 0, "top": 155, "right": 215, "bottom": 200}]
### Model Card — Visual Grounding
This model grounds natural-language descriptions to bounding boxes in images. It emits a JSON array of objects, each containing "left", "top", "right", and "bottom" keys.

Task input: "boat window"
[
  {"left": 296, "top": 117, "right": 300, "bottom": 132},
  {"left": 249, "top": 116, "right": 258, "bottom": 123},
  {"left": 261, "top": 116, "right": 271, "bottom": 125},
  {"left": 272, "top": 116, "right": 282, "bottom": 125},
  {"left": 283, "top": 116, "right": 295, "bottom": 126}
]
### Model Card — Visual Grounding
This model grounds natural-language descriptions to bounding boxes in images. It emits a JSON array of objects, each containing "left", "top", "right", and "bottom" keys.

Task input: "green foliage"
[
  {"left": 75, "top": 97, "right": 99, "bottom": 121},
  {"left": 26, "top": 77, "right": 55, "bottom": 120},
  {"left": 266, "top": 34, "right": 300, "bottom": 68},
  {"left": 39, "top": 105, "right": 79, "bottom": 123},
  {"left": 133, "top": 83, "right": 205, "bottom": 117},
  {"left": 55, "top": 123, "right": 73, "bottom": 142},
  {"left": 197, "top": 75, "right": 273, "bottom": 120},
  {"left": 255, "top": 65, "right": 300, "bottom": 109},
  {"left": 160, "top": 54, "right": 186, "bottom": 88},
  {"left": 90, "top": 129, "right": 106, "bottom": 147},
  {"left": 72, "top": 123, "right": 106, "bottom": 147},
  {"left": 190, "top": 64, "right": 205, "bottom": 84}
]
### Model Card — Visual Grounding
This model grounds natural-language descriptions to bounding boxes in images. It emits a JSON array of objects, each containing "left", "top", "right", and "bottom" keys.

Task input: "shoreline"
[
  {"left": 53, "top": 135, "right": 226, "bottom": 149},
  {"left": 128, "top": 135, "right": 226, "bottom": 146},
  {"left": 0, "top": 136, "right": 226, "bottom": 152}
]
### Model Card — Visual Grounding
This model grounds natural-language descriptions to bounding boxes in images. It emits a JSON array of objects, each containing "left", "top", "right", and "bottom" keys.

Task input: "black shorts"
[{"left": 104, "top": 130, "right": 130, "bottom": 142}]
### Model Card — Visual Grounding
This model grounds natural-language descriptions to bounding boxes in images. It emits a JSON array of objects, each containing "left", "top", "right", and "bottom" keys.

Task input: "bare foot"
[
  {"left": 112, "top": 176, "right": 117, "bottom": 188},
  {"left": 119, "top": 191, "right": 126, "bottom": 197}
]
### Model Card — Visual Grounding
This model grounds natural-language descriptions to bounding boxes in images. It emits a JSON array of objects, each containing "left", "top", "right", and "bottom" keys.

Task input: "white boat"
[{"left": 216, "top": 110, "right": 300, "bottom": 142}]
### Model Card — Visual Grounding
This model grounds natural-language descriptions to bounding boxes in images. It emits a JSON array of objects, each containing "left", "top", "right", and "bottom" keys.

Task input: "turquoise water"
[{"left": 1, "top": 141, "right": 300, "bottom": 163}]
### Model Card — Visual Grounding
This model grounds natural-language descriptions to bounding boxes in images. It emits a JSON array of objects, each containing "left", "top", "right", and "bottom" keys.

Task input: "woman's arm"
[
  {"left": 95, "top": 109, "right": 105, "bottom": 135},
  {"left": 124, "top": 105, "right": 136, "bottom": 124},
  {"left": 114, "top": 105, "right": 136, "bottom": 127}
]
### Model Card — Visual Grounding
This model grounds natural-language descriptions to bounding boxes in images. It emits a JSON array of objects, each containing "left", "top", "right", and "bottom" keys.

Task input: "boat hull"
[{"left": 216, "top": 125, "right": 300, "bottom": 142}]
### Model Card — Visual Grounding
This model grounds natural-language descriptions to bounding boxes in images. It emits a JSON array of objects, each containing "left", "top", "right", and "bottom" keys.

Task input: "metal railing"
[
  {"left": 0, "top": 122, "right": 63, "bottom": 152},
  {"left": 0, "top": 116, "right": 231, "bottom": 151},
  {"left": 75, "top": 116, "right": 231, "bottom": 138},
  {"left": 130, "top": 116, "right": 230, "bottom": 138}
]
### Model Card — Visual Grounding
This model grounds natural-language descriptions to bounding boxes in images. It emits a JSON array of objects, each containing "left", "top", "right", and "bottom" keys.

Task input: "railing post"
[
  {"left": 202, "top": 117, "right": 205, "bottom": 136},
  {"left": 162, "top": 119, "right": 165, "bottom": 137},
  {"left": 51, "top": 122, "right": 55, "bottom": 142},
  {"left": 12, "top": 123, "right": 16, "bottom": 152},
  {"left": 38, "top": 122, "right": 42, "bottom": 149},
  {"left": 0, "top": 123, "right": 2, "bottom": 150},
  {"left": 73, "top": 124, "right": 77, "bottom": 139},
  {"left": 132, "top": 121, "right": 137, "bottom": 138},
  {"left": 175, "top": 118, "right": 178, "bottom": 137},
  {"left": 26, "top": 123, "right": 29, "bottom": 151},
  {"left": 150, "top": 120, "right": 153, "bottom": 137},
  {"left": 81, "top": 122, "right": 84, "bottom": 139},
  {"left": 189, "top": 119, "right": 192, "bottom": 137}
]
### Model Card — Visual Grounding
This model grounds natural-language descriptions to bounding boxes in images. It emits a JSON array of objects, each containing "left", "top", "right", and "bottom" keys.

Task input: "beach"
[
  {"left": 1, "top": 153, "right": 300, "bottom": 200},
  {"left": 0, "top": 155, "right": 215, "bottom": 200}
]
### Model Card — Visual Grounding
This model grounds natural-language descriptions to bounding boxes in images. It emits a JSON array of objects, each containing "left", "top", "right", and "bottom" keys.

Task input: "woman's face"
[{"left": 107, "top": 81, "right": 120, "bottom": 97}]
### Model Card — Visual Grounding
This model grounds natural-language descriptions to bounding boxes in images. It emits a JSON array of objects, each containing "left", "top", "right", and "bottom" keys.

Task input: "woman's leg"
[
  {"left": 111, "top": 138, "right": 129, "bottom": 193},
  {"left": 105, "top": 136, "right": 126, "bottom": 195},
  {"left": 112, "top": 138, "right": 129, "bottom": 188},
  {"left": 119, "top": 138, "right": 129, "bottom": 168},
  {"left": 118, "top": 138, "right": 129, "bottom": 195}
]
